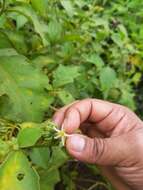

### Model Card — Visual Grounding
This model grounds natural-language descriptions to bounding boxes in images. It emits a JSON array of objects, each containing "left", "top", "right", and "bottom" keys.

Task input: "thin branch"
[
  {"left": 88, "top": 182, "right": 108, "bottom": 190},
  {"left": 49, "top": 105, "right": 58, "bottom": 111}
]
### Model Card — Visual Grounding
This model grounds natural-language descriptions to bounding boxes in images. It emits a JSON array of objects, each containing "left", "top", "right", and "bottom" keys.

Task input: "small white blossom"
[{"left": 53, "top": 125, "right": 73, "bottom": 146}]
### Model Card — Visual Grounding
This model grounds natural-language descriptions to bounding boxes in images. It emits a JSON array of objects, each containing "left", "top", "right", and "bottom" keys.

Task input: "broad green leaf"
[
  {"left": 39, "top": 147, "right": 68, "bottom": 190},
  {"left": 29, "top": 147, "right": 50, "bottom": 169},
  {"left": 47, "top": 20, "right": 62, "bottom": 43},
  {"left": 1, "top": 30, "right": 28, "bottom": 54},
  {"left": 6, "top": 12, "right": 28, "bottom": 29},
  {"left": 0, "top": 15, "right": 7, "bottom": 28},
  {"left": 32, "top": 55, "right": 55, "bottom": 72},
  {"left": 0, "top": 151, "right": 40, "bottom": 190},
  {"left": 53, "top": 65, "right": 80, "bottom": 87},
  {"left": 0, "top": 55, "right": 50, "bottom": 122},
  {"left": 86, "top": 54, "right": 104, "bottom": 70},
  {"left": 18, "top": 120, "right": 58, "bottom": 147},
  {"left": 95, "top": 18, "right": 109, "bottom": 32},
  {"left": 0, "top": 32, "right": 13, "bottom": 49},
  {"left": 31, "top": 0, "right": 48, "bottom": 16},
  {"left": 58, "top": 90, "right": 74, "bottom": 105},
  {"left": 47, "top": 147, "right": 68, "bottom": 172},
  {"left": 0, "top": 48, "right": 18, "bottom": 56},
  {"left": 7, "top": 4, "right": 48, "bottom": 46},
  {"left": 15, "top": 15, "right": 28, "bottom": 29},
  {"left": 111, "top": 33, "right": 124, "bottom": 48},
  {"left": 100, "top": 67, "right": 117, "bottom": 97},
  {"left": 40, "top": 169, "right": 60, "bottom": 190},
  {"left": 17, "top": 127, "right": 43, "bottom": 148},
  {"left": 0, "top": 139, "right": 10, "bottom": 162},
  {"left": 60, "top": 0, "right": 75, "bottom": 17}
]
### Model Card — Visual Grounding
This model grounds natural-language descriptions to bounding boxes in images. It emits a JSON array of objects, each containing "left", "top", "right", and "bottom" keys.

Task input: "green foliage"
[
  {"left": 100, "top": 67, "right": 117, "bottom": 98},
  {"left": 53, "top": 65, "right": 80, "bottom": 87},
  {"left": 0, "top": 151, "right": 40, "bottom": 190},
  {"left": 0, "top": 55, "right": 51, "bottom": 122},
  {"left": 17, "top": 127, "right": 43, "bottom": 148},
  {"left": 0, "top": 0, "right": 143, "bottom": 189}
]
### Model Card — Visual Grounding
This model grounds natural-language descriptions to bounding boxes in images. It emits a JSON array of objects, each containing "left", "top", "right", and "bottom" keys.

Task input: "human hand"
[{"left": 53, "top": 99, "right": 143, "bottom": 190}]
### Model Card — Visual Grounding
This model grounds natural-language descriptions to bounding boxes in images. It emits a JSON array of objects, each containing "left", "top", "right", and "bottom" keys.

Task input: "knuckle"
[
  {"left": 66, "top": 107, "right": 77, "bottom": 117},
  {"left": 89, "top": 138, "right": 106, "bottom": 164},
  {"left": 115, "top": 105, "right": 136, "bottom": 123},
  {"left": 118, "top": 105, "right": 129, "bottom": 114},
  {"left": 117, "top": 104, "right": 130, "bottom": 113}
]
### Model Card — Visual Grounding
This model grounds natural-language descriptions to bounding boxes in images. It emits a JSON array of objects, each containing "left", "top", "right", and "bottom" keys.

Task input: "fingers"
[
  {"left": 53, "top": 99, "right": 142, "bottom": 135},
  {"left": 80, "top": 122, "right": 104, "bottom": 138},
  {"left": 66, "top": 134, "right": 128, "bottom": 166},
  {"left": 53, "top": 99, "right": 114, "bottom": 133},
  {"left": 53, "top": 101, "right": 79, "bottom": 127}
]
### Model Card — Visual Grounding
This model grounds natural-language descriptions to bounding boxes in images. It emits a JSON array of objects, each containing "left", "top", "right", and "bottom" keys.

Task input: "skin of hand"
[{"left": 53, "top": 99, "right": 143, "bottom": 190}]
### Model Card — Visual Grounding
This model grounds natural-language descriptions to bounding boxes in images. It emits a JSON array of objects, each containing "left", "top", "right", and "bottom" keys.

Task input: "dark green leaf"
[
  {"left": 53, "top": 65, "right": 80, "bottom": 87},
  {"left": 18, "top": 127, "right": 43, "bottom": 148}
]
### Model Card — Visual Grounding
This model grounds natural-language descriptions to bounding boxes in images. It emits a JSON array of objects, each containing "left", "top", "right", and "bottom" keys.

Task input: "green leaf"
[
  {"left": 0, "top": 151, "right": 40, "bottom": 190},
  {"left": 118, "top": 24, "right": 128, "bottom": 38},
  {"left": 0, "top": 139, "right": 10, "bottom": 162},
  {"left": 58, "top": 90, "right": 75, "bottom": 105},
  {"left": 7, "top": 12, "right": 28, "bottom": 29},
  {"left": 0, "top": 48, "right": 18, "bottom": 56},
  {"left": 17, "top": 15, "right": 28, "bottom": 29},
  {"left": 29, "top": 147, "right": 51, "bottom": 169},
  {"left": 47, "top": 147, "right": 68, "bottom": 172},
  {"left": 100, "top": 67, "right": 117, "bottom": 97},
  {"left": 53, "top": 65, "right": 80, "bottom": 87},
  {"left": 0, "top": 33, "right": 12, "bottom": 49},
  {"left": 119, "top": 89, "right": 136, "bottom": 110},
  {"left": 60, "top": 0, "right": 75, "bottom": 17},
  {"left": 32, "top": 55, "right": 55, "bottom": 72},
  {"left": 86, "top": 54, "right": 104, "bottom": 70},
  {"left": 31, "top": 0, "right": 48, "bottom": 16},
  {"left": 111, "top": 33, "right": 124, "bottom": 48},
  {"left": 40, "top": 169, "right": 60, "bottom": 190},
  {"left": 8, "top": 3, "right": 48, "bottom": 46},
  {"left": 1, "top": 30, "right": 28, "bottom": 54},
  {"left": 47, "top": 19, "right": 62, "bottom": 43},
  {"left": 39, "top": 147, "right": 68, "bottom": 190},
  {"left": 0, "top": 55, "right": 50, "bottom": 122},
  {"left": 132, "top": 72, "right": 141, "bottom": 85},
  {"left": 17, "top": 127, "right": 43, "bottom": 148}
]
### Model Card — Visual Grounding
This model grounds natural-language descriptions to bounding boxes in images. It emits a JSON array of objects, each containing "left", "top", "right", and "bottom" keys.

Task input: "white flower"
[{"left": 53, "top": 125, "right": 73, "bottom": 146}]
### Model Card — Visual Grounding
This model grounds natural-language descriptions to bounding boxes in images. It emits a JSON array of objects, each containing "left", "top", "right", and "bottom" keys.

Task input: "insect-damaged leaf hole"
[{"left": 17, "top": 173, "right": 25, "bottom": 181}]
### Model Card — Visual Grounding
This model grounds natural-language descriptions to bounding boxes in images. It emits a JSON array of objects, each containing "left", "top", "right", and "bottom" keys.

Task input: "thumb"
[{"left": 66, "top": 134, "right": 127, "bottom": 165}]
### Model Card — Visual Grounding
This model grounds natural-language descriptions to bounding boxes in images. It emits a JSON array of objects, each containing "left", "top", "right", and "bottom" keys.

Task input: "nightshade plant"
[{"left": 0, "top": 0, "right": 143, "bottom": 189}]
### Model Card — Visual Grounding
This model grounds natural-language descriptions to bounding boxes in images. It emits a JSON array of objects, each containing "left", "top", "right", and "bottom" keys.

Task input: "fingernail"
[{"left": 68, "top": 135, "right": 85, "bottom": 152}]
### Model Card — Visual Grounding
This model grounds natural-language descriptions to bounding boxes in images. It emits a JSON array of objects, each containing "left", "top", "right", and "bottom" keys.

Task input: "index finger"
[
  {"left": 53, "top": 98, "right": 141, "bottom": 135},
  {"left": 53, "top": 99, "right": 114, "bottom": 134}
]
